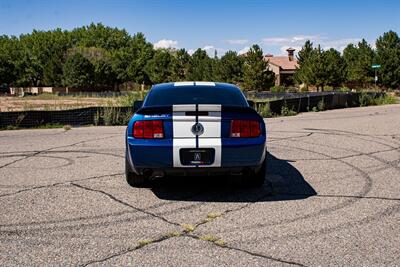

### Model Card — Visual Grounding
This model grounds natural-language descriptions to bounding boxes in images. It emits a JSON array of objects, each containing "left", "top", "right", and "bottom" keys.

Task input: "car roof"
[{"left": 151, "top": 82, "right": 241, "bottom": 91}]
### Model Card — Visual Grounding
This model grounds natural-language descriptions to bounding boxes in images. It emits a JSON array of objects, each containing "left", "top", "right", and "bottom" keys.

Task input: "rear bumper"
[
  {"left": 136, "top": 166, "right": 261, "bottom": 178},
  {"left": 127, "top": 137, "right": 266, "bottom": 172}
]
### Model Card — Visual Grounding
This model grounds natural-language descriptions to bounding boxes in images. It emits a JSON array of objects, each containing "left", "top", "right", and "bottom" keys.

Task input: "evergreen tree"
[
  {"left": 343, "top": 39, "right": 375, "bottom": 86},
  {"left": 214, "top": 50, "right": 243, "bottom": 84},
  {"left": 294, "top": 40, "right": 313, "bottom": 84},
  {"left": 324, "top": 48, "right": 345, "bottom": 87},
  {"left": 243, "top": 44, "right": 275, "bottom": 91},
  {"left": 376, "top": 31, "right": 400, "bottom": 88}
]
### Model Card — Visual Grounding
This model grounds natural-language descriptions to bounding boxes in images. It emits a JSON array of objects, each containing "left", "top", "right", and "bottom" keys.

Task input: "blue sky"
[{"left": 0, "top": 0, "right": 399, "bottom": 56}]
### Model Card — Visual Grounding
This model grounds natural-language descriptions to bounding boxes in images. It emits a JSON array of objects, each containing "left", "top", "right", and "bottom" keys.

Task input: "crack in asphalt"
[
  {"left": 80, "top": 234, "right": 178, "bottom": 266},
  {"left": 186, "top": 234, "right": 306, "bottom": 266},
  {"left": 0, "top": 134, "right": 120, "bottom": 169},
  {"left": 0, "top": 172, "right": 123, "bottom": 198},
  {"left": 70, "top": 183, "right": 180, "bottom": 227},
  {"left": 276, "top": 193, "right": 400, "bottom": 202}
]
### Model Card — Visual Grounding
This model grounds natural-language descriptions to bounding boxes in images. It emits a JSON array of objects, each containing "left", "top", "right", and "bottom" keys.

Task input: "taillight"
[
  {"left": 133, "top": 120, "right": 164, "bottom": 139},
  {"left": 230, "top": 120, "right": 261, "bottom": 138}
]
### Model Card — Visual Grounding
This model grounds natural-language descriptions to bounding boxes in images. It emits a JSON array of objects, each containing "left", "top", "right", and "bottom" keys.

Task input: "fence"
[
  {"left": 0, "top": 92, "right": 385, "bottom": 129},
  {"left": 254, "top": 92, "right": 383, "bottom": 115},
  {"left": 0, "top": 107, "right": 132, "bottom": 128}
]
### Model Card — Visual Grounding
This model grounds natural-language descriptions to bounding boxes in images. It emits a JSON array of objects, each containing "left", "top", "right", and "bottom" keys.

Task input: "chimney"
[{"left": 286, "top": 47, "right": 295, "bottom": 61}]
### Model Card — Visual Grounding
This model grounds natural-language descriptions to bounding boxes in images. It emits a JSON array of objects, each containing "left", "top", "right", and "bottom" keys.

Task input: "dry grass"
[{"left": 0, "top": 96, "right": 117, "bottom": 112}]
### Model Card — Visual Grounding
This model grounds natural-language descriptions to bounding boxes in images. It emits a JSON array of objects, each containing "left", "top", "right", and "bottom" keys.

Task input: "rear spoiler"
[{"left": 136, "top": 105, "right": 259, "bottom": 115}]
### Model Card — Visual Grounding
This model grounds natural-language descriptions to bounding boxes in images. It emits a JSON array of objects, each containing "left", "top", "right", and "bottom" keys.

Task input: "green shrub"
[
  {"left": 256, "top": 103, "right": 272, "bottom": 117},
  {"left": 101, "top": 107, "right": 132, "bottom": 126},
  {"left": 317, "top": 99, "right": 325, "bottom": 111},
  {"left": 359, "top": 92, "right": 374, "bottom": 106},
  {"left": 281, "top": 103, "right": 297, "bottom": 116},
  {"left": 373, "top": 95, "right": 398, "bottom": 105}
]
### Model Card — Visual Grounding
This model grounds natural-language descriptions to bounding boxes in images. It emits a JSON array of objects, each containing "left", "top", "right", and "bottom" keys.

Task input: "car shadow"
[{"left": 150, "top": 153, "right": 317, "bottom": 202}]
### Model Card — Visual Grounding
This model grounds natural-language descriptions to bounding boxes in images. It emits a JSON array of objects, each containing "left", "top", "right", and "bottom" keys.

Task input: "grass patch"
[
  {"left": 214, "top": 239, "right": 226, "bottom": 247},
  {"left": 207, "top": 212, "right": 222, "bottom": 219},
  {"left": 164, "top": 231, "right": 181, "bottom": 238},
  {"left": 181, "top": 223, "right": 195, "bottom": 233},
  {"left": 199, "top": 235, "right": 226, "bottom": 247},
  {"left": 137, "top": 239, "right": 153, "bottom": 247},
  {"left": 199, "top": 234, "right": 219, "bottom": 242}
]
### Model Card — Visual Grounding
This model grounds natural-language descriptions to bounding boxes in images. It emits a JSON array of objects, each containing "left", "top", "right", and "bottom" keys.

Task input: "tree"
[
  {"left": 170, "top": 48, "right": 191, "bottom": 81},
  {"left": 214, "top": 50, "right": 243, "bottom": 84},
  {"left": 0, "top": 36, "right": 18, "bottom": 85},
  {"left": 93, "top": 58, "right": 117, "bottom": 87},
  {"left": 145, "top": 49, "right": 174, "bottom": 84},
  {"left": 294, "top": 40, "right": 313, "bottom": 84},
  {"left": 343, "top": 39, "right": 375, "bottom": 86},
  {"left": 324, "top": 48, "right": 345, "bottom": 87},
  {"left": 187, "top": 49, "right": 213, "bottom": 81},
  {"left": 62, "top": 53, "right": 94, "bottom": 88},
  {"left": 375, "top": 31, "right": 400, "bottom": 88},
  {"left": 43, "top": 55, "right": 63, "bottom": 86},
  {"left": 126, "top": 32, "right": 154, "bottom": 85},
  {"left": 243, "top": 44, "right": 275, "bottom": 91}
]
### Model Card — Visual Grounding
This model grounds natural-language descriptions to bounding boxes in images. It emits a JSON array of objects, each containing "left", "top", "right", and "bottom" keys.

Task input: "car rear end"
[{"left": 125, "top": 82, "right": 267, "bottom": 185}]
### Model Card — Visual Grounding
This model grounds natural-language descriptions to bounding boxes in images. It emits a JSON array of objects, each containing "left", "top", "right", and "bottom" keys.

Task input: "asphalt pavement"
[{"left": 1, "top": 104, "right": 400, "bottom": 266}]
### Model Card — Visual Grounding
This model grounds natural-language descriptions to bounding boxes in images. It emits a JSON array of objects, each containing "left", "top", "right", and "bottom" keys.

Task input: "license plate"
[{"left": 180, "top": 148, "right": 215, "bottom": 165}]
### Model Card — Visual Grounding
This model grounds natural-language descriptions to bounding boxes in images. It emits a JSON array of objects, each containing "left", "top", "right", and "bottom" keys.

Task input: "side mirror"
[
  {"left": 133, "top": 100, "right": 143, "bottom": 113},
  {"left": 247, "top": 100, "right": 255, "bottom": 108}
]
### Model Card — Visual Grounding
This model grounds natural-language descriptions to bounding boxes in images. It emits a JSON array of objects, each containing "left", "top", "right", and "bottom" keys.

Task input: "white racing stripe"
[
  {"left": 173, "top": 105, "right": 196, "bottom": 167},
  {"left": 172, "top": 104, "right": 222, "bottom": 167},
  {"left": 174, "top": 81, "right": 194, "bottom": 86},
  {"left": 198, "top": 105, "right": 221, "bottom": 167}
]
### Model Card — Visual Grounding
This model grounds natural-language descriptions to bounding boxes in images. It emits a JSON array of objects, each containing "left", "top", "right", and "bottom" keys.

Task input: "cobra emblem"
[{"left": 191, "top": 122, "right": 204, "bottom": 136}]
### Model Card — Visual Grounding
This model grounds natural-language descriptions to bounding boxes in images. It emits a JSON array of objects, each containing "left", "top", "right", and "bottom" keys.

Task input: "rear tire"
[
  {"left": 125, "top": 155, "right": 148, "bottom": 187},
  {"left": 247, "top": 157, "right": 266, "bottom": 187}
]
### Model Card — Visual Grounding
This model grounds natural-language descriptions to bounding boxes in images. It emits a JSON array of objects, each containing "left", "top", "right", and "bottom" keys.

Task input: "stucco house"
[{"left": 264, "top": 47, "right": 298, "bottom": 86}]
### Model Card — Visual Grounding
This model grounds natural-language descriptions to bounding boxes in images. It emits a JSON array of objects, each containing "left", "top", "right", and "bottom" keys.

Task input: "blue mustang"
[{"left": 125, "top": 82, "right": 267, "bottom": 187}]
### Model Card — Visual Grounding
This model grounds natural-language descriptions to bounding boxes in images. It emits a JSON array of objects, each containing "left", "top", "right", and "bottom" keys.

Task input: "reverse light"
[
  {"left": 133, "top": 120, "right": 164, "bottom": 139},
  {"left": 230, "top": 120, "right": 261, "bottom": 138}
]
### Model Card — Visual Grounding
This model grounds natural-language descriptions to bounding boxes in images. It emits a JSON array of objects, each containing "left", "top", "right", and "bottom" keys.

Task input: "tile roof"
[{"left": 264, "top": 56, "right": 298, "bottom": 70}]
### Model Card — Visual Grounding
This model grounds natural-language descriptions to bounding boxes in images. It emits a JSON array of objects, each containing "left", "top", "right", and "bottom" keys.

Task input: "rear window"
[{"left": 144, "top": 86, "right": 248, "bottom": 107}]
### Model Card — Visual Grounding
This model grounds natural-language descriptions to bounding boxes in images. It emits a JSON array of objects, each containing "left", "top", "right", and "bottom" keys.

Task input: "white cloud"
[
  {"left": 203, "top": 45, "right": 215, "bottom": 51},
  {"left": 238, "top": 46, "right": 250, "bottom": 55},
  {"left": 226, "top": 39, "right": 249, "bottom": 45},
  {"left": 202, "top": 45, "right": 226, "bottom": 57},
  {"left": 262, "top": 35, "right": 364, "bottom": 54},
  {"left": 187, "top": 49, "right": 195, "bottom": 55},
  {"left": 262, "top": 35, "right": 322, "bottom": 46},
  {"left": 153, "top": 39, "right": 178, "bottom": 49}
]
